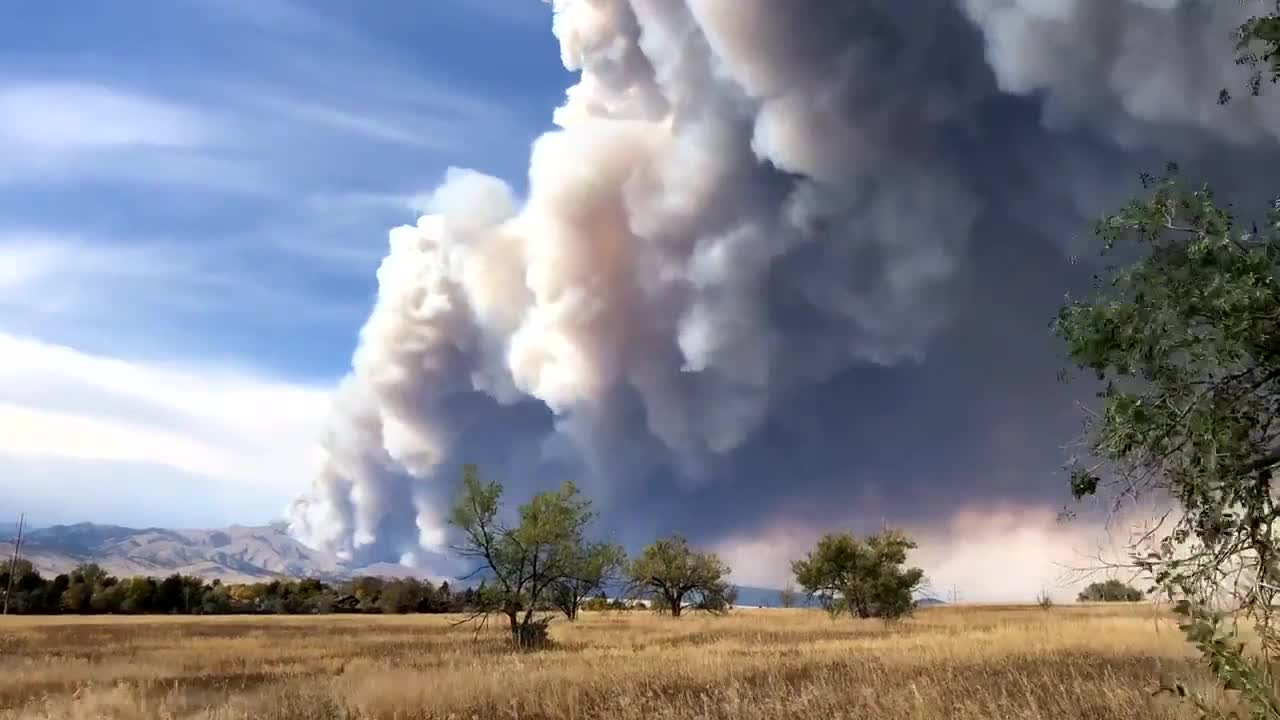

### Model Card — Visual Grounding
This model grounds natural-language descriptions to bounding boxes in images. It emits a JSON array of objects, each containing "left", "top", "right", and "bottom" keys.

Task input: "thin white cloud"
[
  {"left": 306, "top": 189, "right": 432, "bottom": 216},
  {"left": 240, "top": 188, "right": 436, "bottom": 271},
  {"left": 0, "top": 228, "right": 362, "bottom": 336},
  {"left": 0, "top": 82, "right": 220, "bottom": 149},
  {"left": 0, "top": 229, "right": 196, "bottom": 306},
  {"left": 179, "top": 0, "right": 524, "bottom": 150},
  {"left": 0, "top": 81, "right": 272, "bottom": 193},
  {"left": 255, "top": 96, "right": 460, "bottom": 150},
  {"left": 0, "top": 227, "right": 351, "bottom": 527},
  {"left": 178, "top": 0, "right": 343, "bottom": 38},
  {"left": 0, "top": 332, "right": 331, "bottom": 519}
]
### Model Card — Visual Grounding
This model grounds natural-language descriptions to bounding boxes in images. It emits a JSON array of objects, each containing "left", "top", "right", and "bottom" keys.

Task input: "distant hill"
[
  {"left": 0, "top": 522, "right": 352, "bottom": 582},
  {"left": 732, "top": 585, "right": 820, "bottom": 609}
]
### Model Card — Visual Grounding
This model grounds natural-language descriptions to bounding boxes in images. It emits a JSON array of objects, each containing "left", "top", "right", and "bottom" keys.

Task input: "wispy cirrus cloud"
[
  {"left": 0, "top": 82, "right": 220, "bottom": 149},
  {"left": 248, "top": 95, "right": 469, "bottom": 152},
  {"left": 0, "top": 331, "right": 331, "bottom": 526},
  {"left": 0, "top": 1, "right": 528, "bottom": 195},
  {"left": 0, "top": 81, "right": 268, "bottom": 192},
  {"left": 0, "top": 228, "right": 367, "bottom": 345},
  {"left": 0, "top": 229, "right": 205, "bottom": 316}
]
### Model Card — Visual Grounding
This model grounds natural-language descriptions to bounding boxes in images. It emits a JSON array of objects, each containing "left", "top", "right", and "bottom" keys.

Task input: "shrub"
[{"left": 1077, "top": 580, "right": 1143, "bottom": 603}]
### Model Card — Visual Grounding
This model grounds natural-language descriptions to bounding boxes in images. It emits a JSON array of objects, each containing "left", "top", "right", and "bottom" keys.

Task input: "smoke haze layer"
[{"left": 290, "top": 0, "right": 1280, "bottom": 579}]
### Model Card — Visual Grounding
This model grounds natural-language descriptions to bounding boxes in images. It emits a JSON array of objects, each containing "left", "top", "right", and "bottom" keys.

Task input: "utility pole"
[
  {"left": 3, "top": 513, "right": 25, "bottom": 616},
  {"left": 949, "top": 584, "right": 960, "bottom": 604}
]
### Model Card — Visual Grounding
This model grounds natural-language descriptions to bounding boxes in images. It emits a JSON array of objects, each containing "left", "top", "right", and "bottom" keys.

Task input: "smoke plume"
[{"left": 290, "top": 0, "right": 1279, "bottom": 573}]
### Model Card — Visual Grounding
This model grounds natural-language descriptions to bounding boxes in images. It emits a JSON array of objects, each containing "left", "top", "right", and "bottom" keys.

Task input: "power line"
[{"left": 3, "top": 513, "right": 26, "bottom": 616}]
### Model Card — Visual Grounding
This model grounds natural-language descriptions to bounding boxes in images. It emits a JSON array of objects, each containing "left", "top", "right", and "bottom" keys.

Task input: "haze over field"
[{"left": 3, "top": 1, "right": 1278, "bottom": 601}]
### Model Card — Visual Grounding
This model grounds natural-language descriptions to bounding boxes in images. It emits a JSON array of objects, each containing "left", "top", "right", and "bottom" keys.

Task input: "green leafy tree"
[
  {"left": 349, "top": 576, "right": 385, "bottom": 612},
  {"left": 1077, "top": 580, "right": 1144, "bottom": 603},
  {"left": 1221, "top": 3, "right": 1280, "bottom": 102},
  {"left": 1055, "top": 168, "right": 1280, "bottom": 590},
  {"left": 449, "top": 464, "right": 599, "bottom": 646},
  {"left": 791, "top": 529, "right": 925, "bottom": 620},
  {"left": 626, "top": 535, "right": 734, "bottom": 618},
  {"left": 1058, "top": 167, "right": 1280, "bottom": 712},
  {"left": 155, "top": 574, "right": 188, "bottom": 613},
  {"left": 1058, "top": 27, "right": 1280, "bottom": 696},
  {"left": 44, "top": 574, "right": 70, "bottom": 612},
  {"left": 0, "top": 558, "right": 35, "bottom": 590},
  {"left": 90, "top": 583, "right": 126, "bottom": 613},
  {"left": 121, "top": 577, "right": 157, "bottom": 614},
  {"left": 1, "top": 559, "right": 42, "bottom": 614},
  {"left": 200, "top": 584, "right": 233, "bottom": 614},
  {"left": 60, "top": 582, "right": 92, "bottom": 613},
  {"left": 430, "top": 580, "right": 446, "bottom": 611},
  {"left": 550, "top": 540, "right": 626, "bottom": 621},
  {"left": 694, "top": 581, "right": 737, "bottom": 613},
  {"left": 70, "top": 563, "right": 108, "bottom": 589},
  {"left": 378, "top": 579, "right": 425, "bottom": 614}
]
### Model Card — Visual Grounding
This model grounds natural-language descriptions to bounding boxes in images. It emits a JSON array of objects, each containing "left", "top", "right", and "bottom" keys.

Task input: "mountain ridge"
[{"left": 1, "top": 521, "right": 351, "bottom": 582}]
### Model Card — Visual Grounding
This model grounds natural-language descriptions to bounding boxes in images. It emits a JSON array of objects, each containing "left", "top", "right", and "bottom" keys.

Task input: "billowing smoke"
[
  {"left": 961, "top": 0, "right": 1280, "bottom": 146},
  {"left": 290, "top": 0, "right": 1279, "bottom": 573}
]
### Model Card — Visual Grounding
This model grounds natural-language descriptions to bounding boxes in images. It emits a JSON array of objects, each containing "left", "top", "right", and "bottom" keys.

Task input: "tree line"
[
  {"left": 0, "top": 559, "right": 488, "bottom": 616},
  {"left": 0, "top": 487, "right": 925, "bottom": 633}
]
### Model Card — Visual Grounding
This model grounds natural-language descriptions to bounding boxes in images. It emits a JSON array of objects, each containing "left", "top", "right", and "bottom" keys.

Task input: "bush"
[
  {"left": 515, "top": 617, "right": 553, "bottom": 649},
  {"left": 792, "top": 529, "right": 924, "bottom": 620},
  {"left": 1077, "top": 580, "right": 1143, "bottom": 603}
]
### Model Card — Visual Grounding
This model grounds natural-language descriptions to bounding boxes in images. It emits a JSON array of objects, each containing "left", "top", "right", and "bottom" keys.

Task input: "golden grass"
[{"left": 0, "top": 605, "right": 1226, "bottom": 719}]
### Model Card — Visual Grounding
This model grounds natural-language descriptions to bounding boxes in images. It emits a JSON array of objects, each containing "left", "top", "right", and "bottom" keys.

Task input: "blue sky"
[{"left": 0, "top": 0, "right": 565, "bottom": 527}]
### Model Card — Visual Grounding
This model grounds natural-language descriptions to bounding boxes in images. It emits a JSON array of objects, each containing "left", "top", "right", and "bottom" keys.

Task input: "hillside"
[{"left": 0, "top": 522, "right": 346, "bottom": 582}]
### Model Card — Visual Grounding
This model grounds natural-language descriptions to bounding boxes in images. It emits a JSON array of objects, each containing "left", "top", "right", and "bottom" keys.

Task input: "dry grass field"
[{"left": 0, "top": 604, "right": 1227, "bottom": 720}]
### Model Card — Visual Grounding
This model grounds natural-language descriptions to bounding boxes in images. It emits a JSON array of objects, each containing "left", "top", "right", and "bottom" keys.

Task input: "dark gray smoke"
[{"left": 290, "top": 0, "right": 1279, "bottom": 579}]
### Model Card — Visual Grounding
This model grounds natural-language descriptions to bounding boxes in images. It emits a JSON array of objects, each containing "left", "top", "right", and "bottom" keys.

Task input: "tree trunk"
[
  {"left": 506, "top": 609, "right": 520, "bottom": 642},
  {"left": 852, "top": 595, "right": 870, "bottom": 619},
  {"left": 668, "top": 590, "right": 683, "bottom": 618}
]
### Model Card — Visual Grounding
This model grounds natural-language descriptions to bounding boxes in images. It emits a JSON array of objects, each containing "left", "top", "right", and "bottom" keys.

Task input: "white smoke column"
[
  {"left": 290, "top": 0, "right": 1277, "bottom": 568},
  {"left": 288, "top": 0, "right": 992, "bottom": 565}
]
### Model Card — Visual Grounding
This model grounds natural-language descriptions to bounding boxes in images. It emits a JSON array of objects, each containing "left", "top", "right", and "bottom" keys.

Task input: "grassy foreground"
[{"left": 0, "top": 604, "right": 1225, "bottom": 719}]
